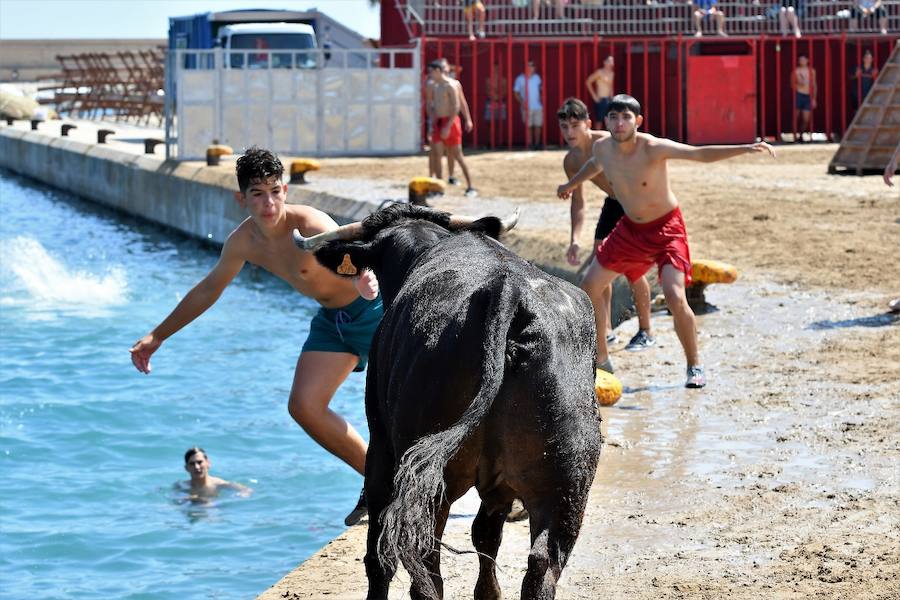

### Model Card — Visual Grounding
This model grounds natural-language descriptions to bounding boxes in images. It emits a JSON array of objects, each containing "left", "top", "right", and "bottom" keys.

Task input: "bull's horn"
[
  {"left": 500, "top": 209, "right": 520, "bottom": 233},
  {"left": 292, "top": 221, "right": 365, "bottom": 251},
  {"left": 447, "top": 209, "right": 520, "bottom": 232}
]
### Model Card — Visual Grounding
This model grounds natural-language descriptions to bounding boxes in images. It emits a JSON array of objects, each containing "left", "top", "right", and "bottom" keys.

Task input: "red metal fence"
[{"left": 421, "top": 34, "right": 897, "bottom": 147}]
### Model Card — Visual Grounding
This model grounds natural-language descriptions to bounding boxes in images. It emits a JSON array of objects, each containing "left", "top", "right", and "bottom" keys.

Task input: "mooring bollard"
[
  {"left": 290, "top": 159, "right": 321, "bottom": 184},
  {"left": 97, "top": 129, "right": 115, "bottom": 144},
  {"left": 206, "top": 144, "right": 233, "bottom": 166},
  {"left": 60, "top": 124, "right": 77, "bottom": 137},
  {"left": 408, "top": 176, "right": 445, "bottom": 206},
  {"left": 30, "top": 120, "right": 41, "bottom": 130},
  {"left": 144, "top": 138, "right": 164, "bottom": 155}
]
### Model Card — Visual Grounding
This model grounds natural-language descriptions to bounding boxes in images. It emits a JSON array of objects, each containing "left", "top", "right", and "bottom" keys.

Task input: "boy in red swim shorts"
[
  {"left": 427, "top": 60, "right": 477, "bottom": 196},
  {"left": 559, "top": 94, "right": 775, "bottom": 388}
]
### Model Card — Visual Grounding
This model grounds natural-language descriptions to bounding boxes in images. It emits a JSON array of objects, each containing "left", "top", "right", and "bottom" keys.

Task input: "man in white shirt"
[{"left": 514, "top": 60, "right": 544, "bottom": 150}]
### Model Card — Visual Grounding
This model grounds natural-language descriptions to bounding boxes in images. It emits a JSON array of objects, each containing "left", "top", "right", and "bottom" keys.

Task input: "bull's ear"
[
  {"left": 313, "top": 240, "right": 375, "bottom": 277},
  {"left": 460, "top": 216, "right": 503, "bottom": 239}
]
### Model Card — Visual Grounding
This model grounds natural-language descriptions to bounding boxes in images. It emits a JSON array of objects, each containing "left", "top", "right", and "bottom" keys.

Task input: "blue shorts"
[
  {"left": 796, "top": 92, "right": 811, "bottom": 111},
  {"left": 302, "top": 295, "right": 383, "bottom": 372}
]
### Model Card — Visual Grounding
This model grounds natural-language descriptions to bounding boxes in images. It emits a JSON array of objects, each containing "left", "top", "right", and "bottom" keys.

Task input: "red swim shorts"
[
  {"left": 596, "top": 206, "right": 693, "bottom": 286},
  {"left": 431, "top": 115, "right": 462, "bottom": 147}
]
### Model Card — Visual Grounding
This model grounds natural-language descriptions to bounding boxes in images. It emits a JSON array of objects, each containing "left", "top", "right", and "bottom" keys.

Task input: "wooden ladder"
[{"left": 829, "top": 40, "right": 900, "bottom": 175}]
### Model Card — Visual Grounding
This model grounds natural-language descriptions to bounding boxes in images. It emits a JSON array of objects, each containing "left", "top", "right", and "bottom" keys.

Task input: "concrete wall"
[
  {"left": 0, "top": 128, "right": 377, "bottom": 245},
  {"left": 0, "top": 39, "right": 165, "bottom": 82}
]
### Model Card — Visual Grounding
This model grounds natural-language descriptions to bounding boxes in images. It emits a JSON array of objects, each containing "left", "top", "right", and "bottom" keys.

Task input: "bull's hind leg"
[
  {"left": 410, "top": 500, "right": 451, "bottom": 600},
  {"left": 364, "top": 444, "right": 396, "bottom": 599},
  {"left": 519, "top": 500, "right": 586, "bottom": 600},
  {"left": 472, "top": 501, "right": 509, "bottom": 600}
]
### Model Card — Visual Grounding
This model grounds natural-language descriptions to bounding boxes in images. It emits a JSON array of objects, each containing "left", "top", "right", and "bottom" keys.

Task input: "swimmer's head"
[
  {"left": 605, "top": 94, "right": 643, "bottom": 143},
  {"left": 236, "top": 146, "right": 284, "bottom": 192},
  {"left": 798, "top": 55, "right": 809, "bottom": 67},
  {"left": 557, "top": 98, "right": 592, "bottom": 147},
  {"left": 603, "top": 55, "right": 614, "bottom": 68},
  {"left": 184, "top": 447, "right": 210, "bottom": 479}
]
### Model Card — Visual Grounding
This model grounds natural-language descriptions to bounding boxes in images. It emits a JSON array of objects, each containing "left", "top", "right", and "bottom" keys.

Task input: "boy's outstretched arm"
[
  {"left": 563, "top": 156, "right": 587, "bottom": 266},
  {"left": 130, "top": 237, "right": 245, "bottom": 374},
  {"left": 653, "top": 137, "right": 776, "bottom": 163},
  {"left": 558, "top": 150, "right": 603, "bottom": 199}
]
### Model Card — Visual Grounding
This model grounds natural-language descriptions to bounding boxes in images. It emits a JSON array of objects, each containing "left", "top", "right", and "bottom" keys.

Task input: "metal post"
[
  {"left": 775, "top": 39, "right": 781, "bottom": 143},
  {"left": 473, "top": 39, "right": 479, "bottom": 149},
  {"left": 760, "top": 37, "right": 767, "bottom": 141},
  {"left": 507, "top": 35, "right": 512, "bottom": 150},
  {"left": 489, "top": 40, "right": 495, "bottom": 150},
  {"left": 840, "top": 33, "right": 846, "bottom": 135},
  {"left": 622, "top": 39, "right": 629, "bottom": 96},
  {"left": 659, "top": 38, "right": 669, "bottom": 137},
  {"left": 677, "top": 35, "right": 683, "bottom": 142},
  {"left": 542, "top": 41, "right": 547, "bottom": 148},
  {"left": 643, "top": 40, "right": 649, "bottom": 132}
]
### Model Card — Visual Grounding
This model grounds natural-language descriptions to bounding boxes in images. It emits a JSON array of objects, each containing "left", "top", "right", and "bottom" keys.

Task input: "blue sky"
[{"left": 0, "top": 0, "right": 380, "bottom": 40}]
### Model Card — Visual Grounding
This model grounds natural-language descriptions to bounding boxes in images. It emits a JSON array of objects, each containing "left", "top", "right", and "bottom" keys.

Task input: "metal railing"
[
  {"left": 398, "top": 0, "right": 899, "bottom": 37},
  {"left": 166, "top": 46, "right": 422, "bottom": 159}
]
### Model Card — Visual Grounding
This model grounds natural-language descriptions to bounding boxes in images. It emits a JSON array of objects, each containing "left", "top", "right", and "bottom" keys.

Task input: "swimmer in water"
[{"left": 177, "top": 447, "right": 251, "bottom": 500}]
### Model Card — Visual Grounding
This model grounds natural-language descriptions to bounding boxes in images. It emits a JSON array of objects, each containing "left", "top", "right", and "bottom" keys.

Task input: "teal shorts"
[{"left": 301, "top": 295, "right": 383, "bottom": 372}]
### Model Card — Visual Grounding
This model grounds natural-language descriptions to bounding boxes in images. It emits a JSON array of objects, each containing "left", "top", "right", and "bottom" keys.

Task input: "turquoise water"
[{"left": 0, "top": 170, "right": 368, "bottom": 599}]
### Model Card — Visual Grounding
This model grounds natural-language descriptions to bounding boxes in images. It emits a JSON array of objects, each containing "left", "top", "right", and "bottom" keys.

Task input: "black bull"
[{"left": 306, "top": 205, "right": 601, "bottom": 599}]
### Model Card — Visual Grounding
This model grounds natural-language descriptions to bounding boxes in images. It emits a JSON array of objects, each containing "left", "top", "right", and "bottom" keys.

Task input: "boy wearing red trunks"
[
  {"left": 558, "top": 94, "right": 775, "bottom": 388},
  {"left": 427, "top": 60, "right": 477, "bottom": 196}
]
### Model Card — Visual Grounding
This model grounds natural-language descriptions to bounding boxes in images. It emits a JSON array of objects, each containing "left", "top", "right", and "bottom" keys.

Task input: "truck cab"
[{"left": 218, "top": 23, "right": 317, "bottom": 69}]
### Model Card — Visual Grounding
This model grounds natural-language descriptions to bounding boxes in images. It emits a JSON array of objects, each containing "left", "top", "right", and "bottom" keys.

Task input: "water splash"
[{"left": 0, "top": 236, "right": 127, "bottom": 318}]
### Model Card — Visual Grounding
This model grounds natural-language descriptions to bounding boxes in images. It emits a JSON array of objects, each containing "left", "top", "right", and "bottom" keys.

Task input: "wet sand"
[{"left": 260, "top": 144, "right": 899, "bottom": 599}]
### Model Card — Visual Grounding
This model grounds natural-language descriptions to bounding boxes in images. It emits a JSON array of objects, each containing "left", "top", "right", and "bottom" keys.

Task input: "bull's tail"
[{"left": 377, "top": 275, "right": 519, "bottom": 599}]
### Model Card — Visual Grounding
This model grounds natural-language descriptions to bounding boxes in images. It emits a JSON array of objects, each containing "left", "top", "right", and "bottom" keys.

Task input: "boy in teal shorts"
[{"left": 130, "top": 147, "right": 381, "bottom": 525}]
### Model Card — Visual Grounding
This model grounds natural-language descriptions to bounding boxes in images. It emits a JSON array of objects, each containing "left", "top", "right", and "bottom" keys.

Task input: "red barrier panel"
[{"left": 419, "top": 34, "right": 896, "bottom": 149}]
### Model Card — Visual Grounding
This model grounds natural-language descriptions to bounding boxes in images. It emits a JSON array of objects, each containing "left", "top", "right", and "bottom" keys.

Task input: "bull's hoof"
[{"left": 595, "top": 369, "right": 623, "bottom": 406}]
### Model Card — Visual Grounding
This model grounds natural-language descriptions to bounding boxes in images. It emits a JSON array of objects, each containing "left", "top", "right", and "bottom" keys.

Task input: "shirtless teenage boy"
[
  {"left": 792, "top": 56, "right": 817, "bottom": 143},
  {"left": 558, "top": 97, "right": 653, "bottom": 352},
  {"left": 428, "top": 60, "right": 477, "bottom": 196},
  {"left": 585, "top": 56, "right": 615, "bottom": 124},
  {"left": 558, "top": 94, "right": 775, "bottom": 388},
  {"left": 131, "top": 147, "right": 381, "bottom": 525}
]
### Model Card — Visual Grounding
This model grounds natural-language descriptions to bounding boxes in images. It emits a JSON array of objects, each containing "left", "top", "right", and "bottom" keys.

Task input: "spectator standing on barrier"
[
  {"left": 428, "top": 60, "right": 477, "bottom": 196},
  {"left": 791, "top": 55, "right": 817, "bottom": 143},
  {"left": 585, "top": 55, "right": 615, "bottom": 124},
  {"left": 514, "top": 60, "right": 544, "bottom": 150},
  {"left": 692, "top": 0, "right": 728, "bottom": 37},
  {"left": 779, "top": 0, "right": 802, "bottom": 38},
  {"left": 532, "top": 0, "right": 566, "bottom": 20},
  {"left": 485, "top": 64, "right": 508, "bottom": 143},
  {"left": 465, "top": 0, "right": 486, "bottom": 40},
  {"left": 850, "top": 0, "right": 888, "bottom": 35},
  {"left": 850, "top": 49, "right": 878, "bottom": 111}
]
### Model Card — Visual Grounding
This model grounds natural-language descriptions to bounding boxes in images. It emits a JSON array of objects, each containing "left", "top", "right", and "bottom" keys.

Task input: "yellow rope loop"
[
  {"left": 206, "top": 144, "right": 233, "bottom": 158},
  {"left": 408, "top": 176, "right": 445, "bottom": 195},
  {"left": 595, "top": 369, "right": 623, "bottom": 407},
  {"left": 291, "top": 159, "right": 321, "bottom": 175},
  {"left": 691, "top": 259, "right": 738, "bottom": 285}
]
